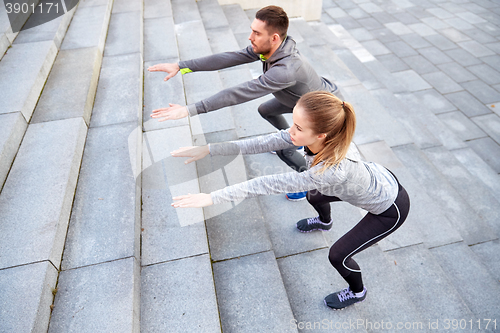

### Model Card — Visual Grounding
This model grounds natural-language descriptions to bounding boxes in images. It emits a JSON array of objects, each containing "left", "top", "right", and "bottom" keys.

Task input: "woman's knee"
[{"left": 328, "top": 246, "right": 344, "bottom": 268}]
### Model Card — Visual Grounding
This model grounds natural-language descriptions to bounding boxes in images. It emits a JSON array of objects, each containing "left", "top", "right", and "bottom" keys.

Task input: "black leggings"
[
  {"left": 307, "top": 182, "right": 410, "bottom": 293},
  {"left": 258, "top": 98, "right": 307, "bottom": 173}
]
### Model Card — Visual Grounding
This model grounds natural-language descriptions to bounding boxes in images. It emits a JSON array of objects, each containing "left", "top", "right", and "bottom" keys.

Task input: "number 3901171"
[{"left": 5, "top": 2, "right": 59, "bottom": 14}]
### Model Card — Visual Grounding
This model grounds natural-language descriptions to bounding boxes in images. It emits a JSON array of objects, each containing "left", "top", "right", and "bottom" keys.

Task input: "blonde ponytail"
[{"left": 297, "top": 91, "right": 356, "bottom": 173}]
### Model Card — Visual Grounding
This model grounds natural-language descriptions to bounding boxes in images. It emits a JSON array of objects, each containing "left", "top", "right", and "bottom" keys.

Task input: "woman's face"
[{"left": 288, "top": 104, "right": 326, "bottom": 150}]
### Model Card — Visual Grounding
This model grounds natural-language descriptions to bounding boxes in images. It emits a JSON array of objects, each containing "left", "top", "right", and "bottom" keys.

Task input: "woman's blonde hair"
[{"left": 297, "top": 91, "right": 356, "bottom": 173}]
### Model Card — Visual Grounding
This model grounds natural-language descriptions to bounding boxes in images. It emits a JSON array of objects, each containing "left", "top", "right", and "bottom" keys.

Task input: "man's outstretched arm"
[{"left": 147, "top": 46, "right": 259, "bottom": 81}]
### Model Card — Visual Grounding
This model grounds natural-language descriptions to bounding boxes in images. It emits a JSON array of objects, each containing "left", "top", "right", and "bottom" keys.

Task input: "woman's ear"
[{"left": 318, "top": 133, "right": 327, "bottom": 140}]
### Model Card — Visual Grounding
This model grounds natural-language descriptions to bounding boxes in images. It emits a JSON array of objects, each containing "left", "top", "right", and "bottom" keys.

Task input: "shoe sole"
[
  {"left": 323, "top": 297, "right": 366, "bottom": 310},
  {"left": 297, "top": 226, "right": 332, "bottom": 233},
  {"left": 286, "top": 197, "right": 307, "bottom": 202}
]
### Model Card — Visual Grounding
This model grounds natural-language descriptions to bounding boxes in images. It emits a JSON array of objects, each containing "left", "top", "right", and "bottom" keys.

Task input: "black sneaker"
[
  {"left": 296, "top": 216, "right": 332, "bottom": 232},
  {"left": 324, "top": 287, "right": 367, "bottom": 310}
]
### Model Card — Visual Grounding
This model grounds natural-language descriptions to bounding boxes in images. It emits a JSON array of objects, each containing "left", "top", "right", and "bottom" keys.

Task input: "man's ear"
[{"left": 272, "top": 33, "right": 281, "bottom": 43}]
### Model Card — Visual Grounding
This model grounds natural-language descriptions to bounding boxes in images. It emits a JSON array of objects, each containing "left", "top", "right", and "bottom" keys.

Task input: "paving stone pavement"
[{"left": 0, "top": 0, "right": 500, "bottom": 332}]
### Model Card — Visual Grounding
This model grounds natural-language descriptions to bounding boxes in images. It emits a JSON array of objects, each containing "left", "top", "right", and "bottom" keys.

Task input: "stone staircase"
[{"left": 0, "top": 0, "right": 499, "bottom": 332}]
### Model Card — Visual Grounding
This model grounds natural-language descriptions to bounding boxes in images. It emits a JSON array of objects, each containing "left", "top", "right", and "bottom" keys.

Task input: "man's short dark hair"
[{"left": 255, "top": 5, "right": 289, "bottom": 41}]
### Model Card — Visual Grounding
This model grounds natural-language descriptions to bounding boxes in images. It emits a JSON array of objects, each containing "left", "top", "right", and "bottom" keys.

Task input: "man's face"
[{"left": 248, "top": 19, "right": 274, "bottom": 55}]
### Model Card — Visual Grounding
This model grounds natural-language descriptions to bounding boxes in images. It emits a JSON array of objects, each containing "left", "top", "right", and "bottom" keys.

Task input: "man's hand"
[
  {"left": 171, "top": 146, "right": 210, "bottom": 164},
  {"left": 171, "top": 193, "right": 213, "bottom": 208},
  {"left": 151, "top": 103, "right": 188, "bottom": 121},
  {"left": 148, "top": 62, "right": 180, "bottom": 81}
]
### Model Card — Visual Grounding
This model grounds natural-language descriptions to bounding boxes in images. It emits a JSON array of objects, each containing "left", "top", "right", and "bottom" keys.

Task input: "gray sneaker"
[
  {"left": 296, "top": 216, "right": 332, "bottom": 232},
  {"left": 324, "top": 287, "right": 367, "bottom": 310}
]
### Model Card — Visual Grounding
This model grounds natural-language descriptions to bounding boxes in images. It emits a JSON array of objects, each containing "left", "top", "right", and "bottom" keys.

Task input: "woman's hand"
[
  {"left": 172, "top": 193, "right": 213, "bottom": 208},
  {"left": 171, "top": 145, "right": 209, "bottom": 164},
  {"left": 151, "top": 103, "right": 188, "bottom": 121}
]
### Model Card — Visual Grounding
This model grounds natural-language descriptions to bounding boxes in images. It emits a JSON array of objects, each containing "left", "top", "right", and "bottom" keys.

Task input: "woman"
[{"left": 169, "top": 91, "right": 410, "bottom": 310}]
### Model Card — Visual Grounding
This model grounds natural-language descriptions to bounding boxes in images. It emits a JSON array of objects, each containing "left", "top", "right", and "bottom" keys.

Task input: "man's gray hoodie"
[{"left": 178, "top": 36, "right": 337, "bottom": 117}]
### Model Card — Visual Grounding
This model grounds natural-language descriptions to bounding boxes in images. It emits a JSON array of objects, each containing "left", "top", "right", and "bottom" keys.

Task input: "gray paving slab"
[
  {"left": 444, "top": 90, "right": 492, "bottom": 117},
  {"left": 393, "top": 69, "right": 433, "bottom": 92},
  {"left": 347, "top": 27, "right": 374, "bottom": 41},
  {"left": 60, "top": 4, "right": 112, "bottom": 52},
  {"left": 213, "top": 251, "right": 297, "bottom": 333},
  {"left": 61, "top": 122, "right": 141, "bottom": 270},
  {"left": 470, "top": 239, "right": 500, "bottom": 282},
  {"left": 437, "top": 62, "right": 477, "bottom": 83},
  {"left": 277, "top": 249, "right": 368, "bottom": 333},
  {"left": 458, "top": 40, "right": 496, "bottom": 58},
  {"left": 49, "top": 258, "right": 140, "bottom": 333},
  {"left": 205, "top": 26, "right": 240, "bottom": 54},
  {"left": 400, "top": 33, "right": 432, "bottom": 49},
  {"left": 481, "top": 55, "right": 500, "bottom": 73},
  {"left": 361, "top": 39, "right": 390, "bottom": 55},
  {"left": 171, "top": 0, "right": 202, "bottom": 24},
  {"left": 144, "top": 16, "right": 178, "bottom": 62},
  {"left": 13, "top": 7, "right": 75, "bottom": 48},
  {"left": 424, "top": 146, "right": 500, "bottom": 236},
  {"left": 0, "top": 261, "right": 58, "bottom": 333},
  {"left": 385, "top": 40, "right": 419, "bottom": 57},
  {"left": 430, "top": 242, "right": 500, "bottom": 321},
  {"left": 142, "top": 125, "right": 204, "bottom": 228},
  {"left": 141, "top": 255, "right": 220, "bottom": 332},
  {"left": 411, "top": 89, "right": 457, "bottom": 114},
  {"left": 476, "top": 21, "right": 500, "bottom": 37},
  {"left": 90, "top": 53, "right": 142, "bottom": 128},
  {"left": 395, "top": 93, "right": 467, "bottom": 150},
  {"left": 336, "top": 49, "right": 384, "bottom": 89},
  {"left": 345, "top": 84, "right": 413, "bottom": 147},
  {"left": 421, "top": 71, "right": 464, "bottom": 94},
  {"left": 290, "top": 19, "right": 326, "bottom": 47},
  {"left": 424, "top": 33, "right": 458, "bottom": 51},
  {"left": 384, "top": 244, "right": 472, "bottom": 320},
  {"left": 197, "top": 0, "right": 230, "bottom": 30},
  {"left": 394, "top": 144, "right": 497, "bottom": 245},
  {"left": 335, "top": 16, "right": 362, "bottom": 30},
  {"left": 141, "top": 129, "right": 208, "bottom": 266},
  {"left": 371, "top": 89, "right": 442, "bottom": 149},
  {"left": 0, "top": 33, "right": 9, "bottom": 60},
  {"left": 311, "top": 43, "right": 359, "bottom": 87},
  {"left": 467, "top": 137, "right": 500, "bottom": 174},
  {"left": 471, "top": 113, "right": 500, "bottom": 145},
  {"left": 461, "top": 79, "right": 500, "bottom": 104},
  {"left": 445, "top": 48, "right": 483, "bottom": 67},
  {"left": 467, "top": 64, "right": 500, "bottom": 86},
  {"left": 104, "top": 10, "right": 143, "bottom": 57},
  {"left": 175, "top": 19, "right": 212, "bottom": 60},
  {"left": 31, "top": 47, "right": 102, "bottom": 125},
  {"left": 419, "top": 46, "right": 454, "bottom": 65},
  {"left": 445, "top": 17, "right": 475, "bottom": 31},
  {"left": 222, "top": 4, "right": 251, "bottom": 34},
  {"left": 426, "top": 7, "right": 455, "bottom": 20},
  {"left": 439, "top": 27, "right": 471, "bottom": 43},
  {"left": 357, "top": 140, "right": 462, "bottom": 249},
  {"left": 399, "top": 55, "right": 437, "bottom": 75},
  {"left": 0, "top": 112, "right": 27, "bottom": 190},
  {"left": 144, "top": 0, "right": 172, "bottom": 19},
  {"left": 355, "top": 245, "right": 428, "bottom": 331},
  {"left": 112, "top": 0, "right": 141, "bottom": 13},
  {"left": 0, "top": 40, "right": 57, "bottom": 121},
  {"left": 370, "top": 27, "right": 403, "bottom": 43},
  {"left": 0, "top": 118, "right": 87, "bottom": 270},
  {"left": 452, "top": 147, "right": 500, "bottom": 199},
  {"left": 408, "top": 22, "right": 438, "bottom": 37},
  {"left": 421, "top": 17, "right": 451, "bottom": 30},
  {"left": 143, "top": 58, "right": 188, "bottom": 132},
  {"left": 463, "top": 28, "right": 497, "bottom": 44},
  {"left": 437, "top": 111, "right": 487, "bottom": 141}
]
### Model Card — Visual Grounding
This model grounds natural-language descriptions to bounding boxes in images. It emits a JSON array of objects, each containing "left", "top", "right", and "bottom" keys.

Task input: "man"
[{"left": 149, "top": 5, "right": 338, "bottom": 201}]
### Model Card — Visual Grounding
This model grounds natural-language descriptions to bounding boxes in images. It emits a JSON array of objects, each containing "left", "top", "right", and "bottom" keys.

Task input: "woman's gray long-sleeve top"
[{"left": 208, "top": 130, "right": 399, "bottom": 215}]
